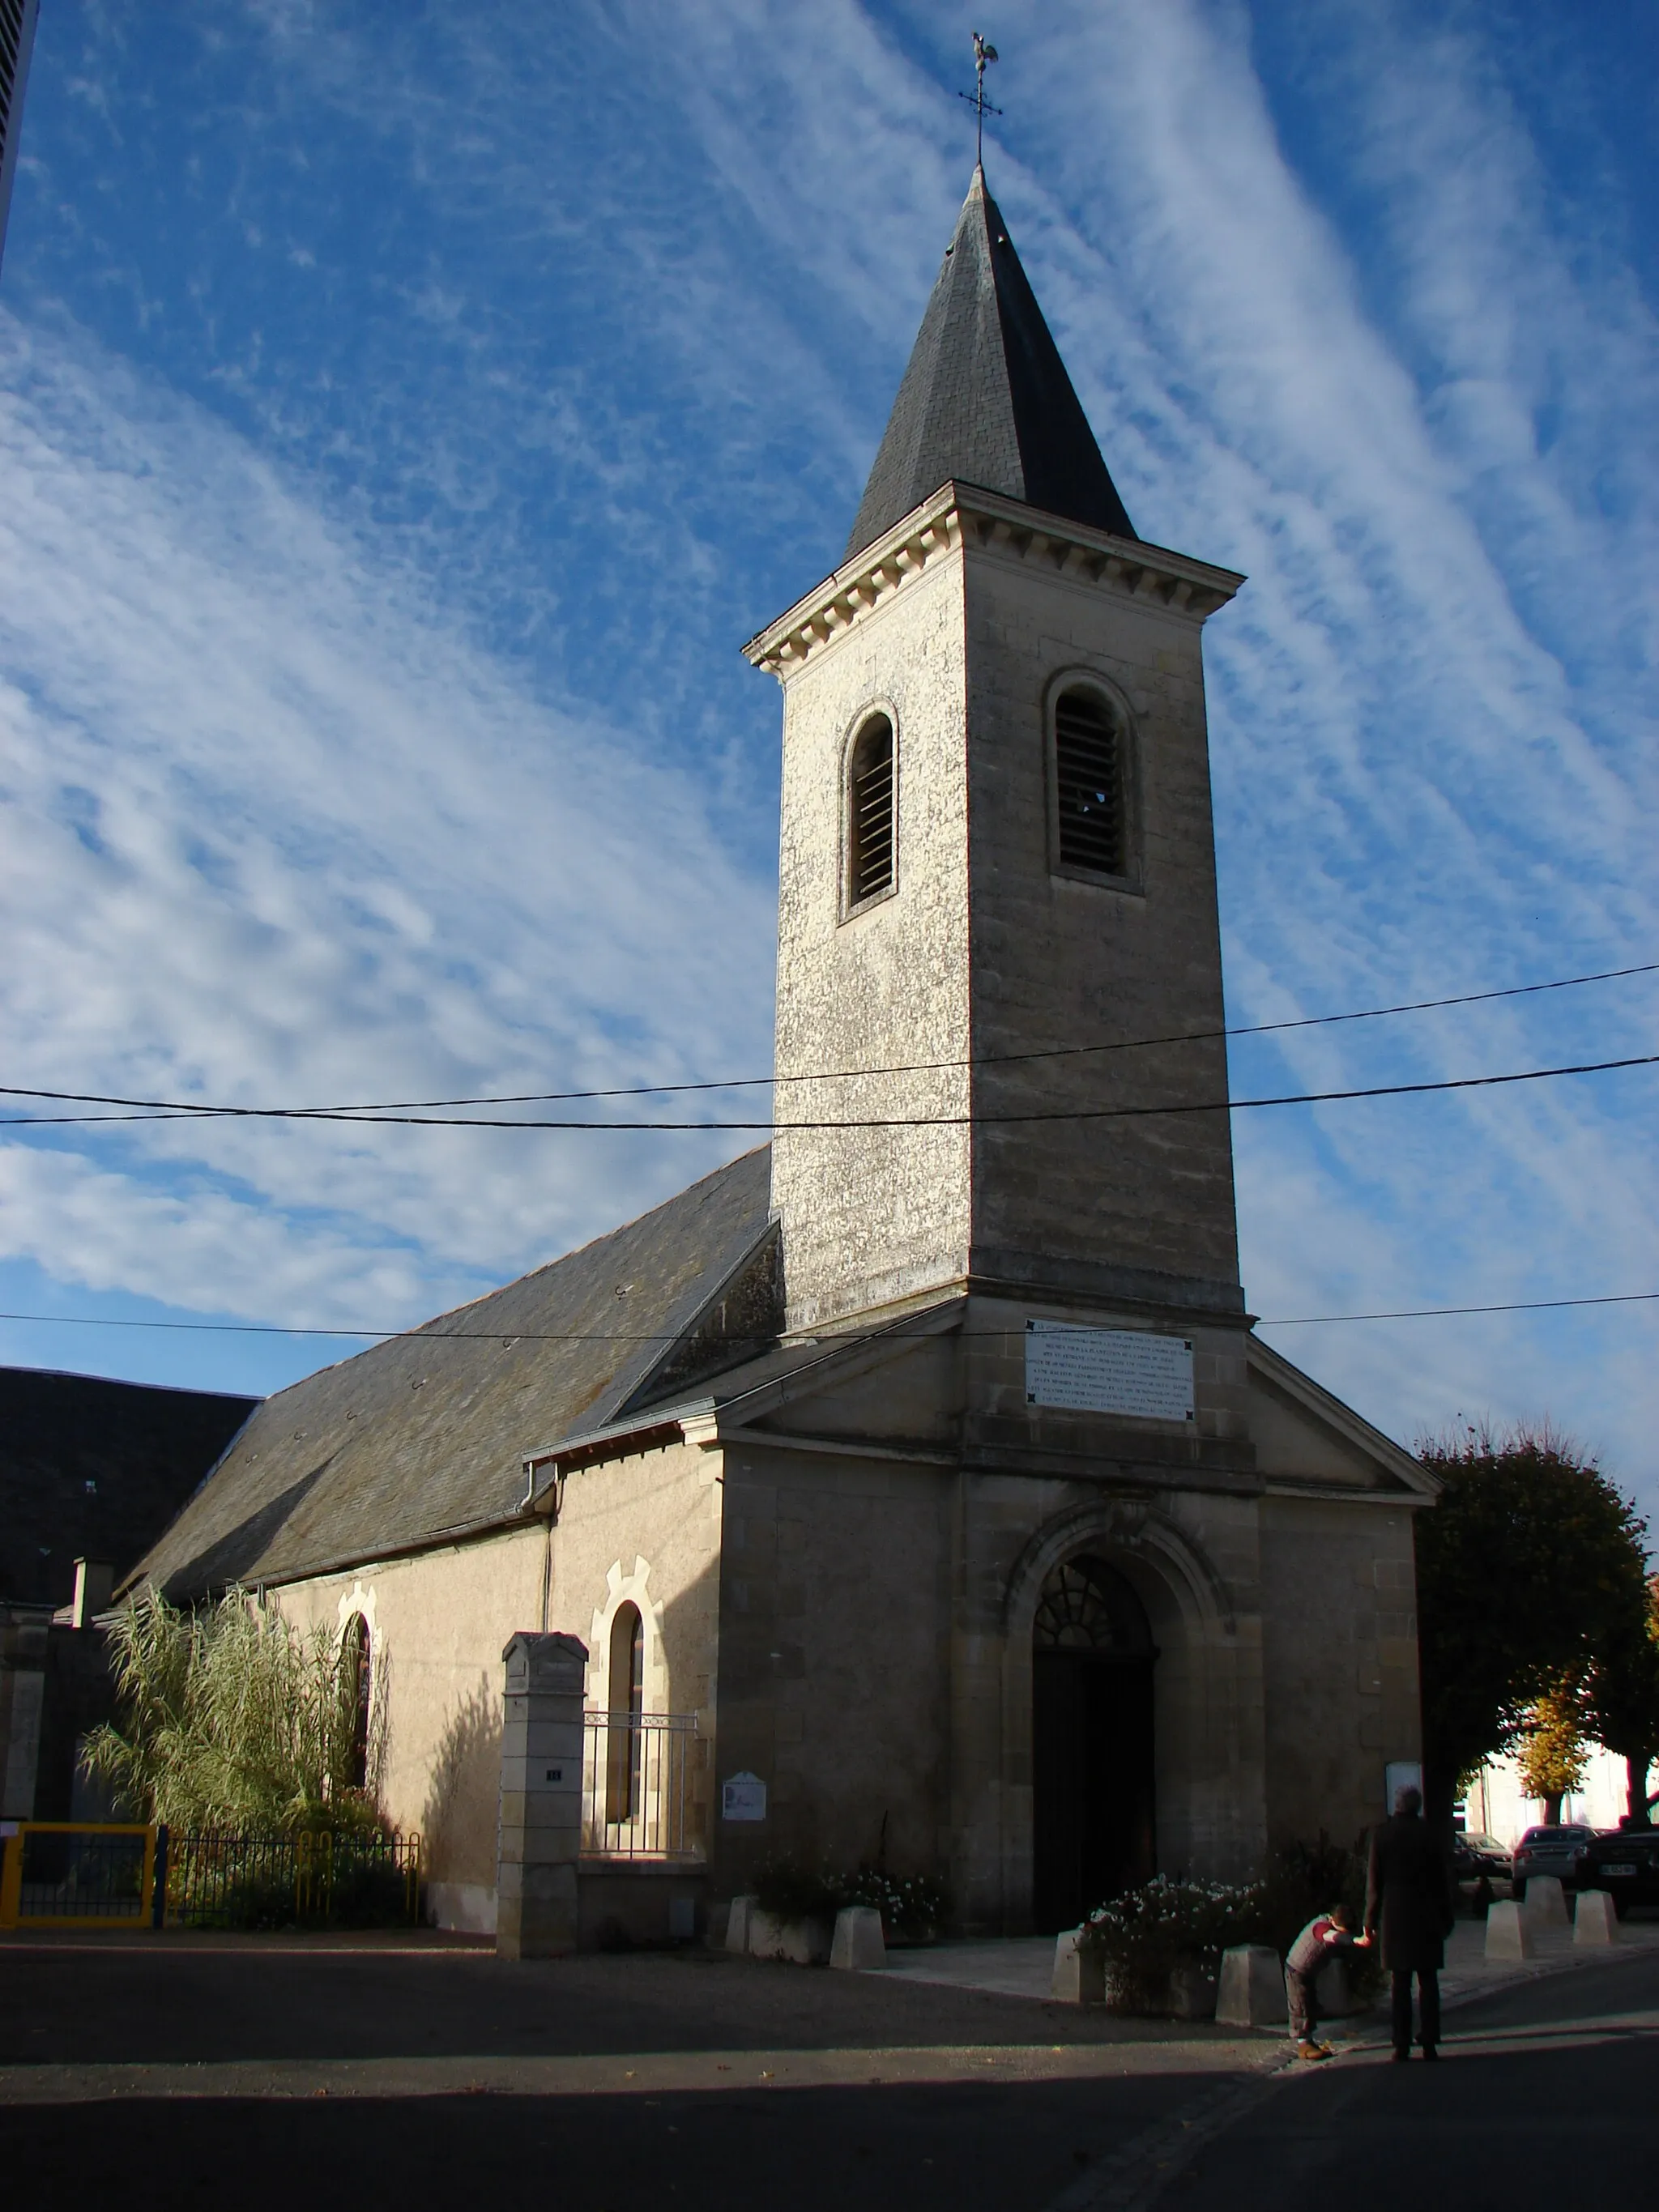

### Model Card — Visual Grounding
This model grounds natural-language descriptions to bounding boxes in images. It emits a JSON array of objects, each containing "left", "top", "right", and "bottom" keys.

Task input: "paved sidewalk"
[{"left": 880, "top": 1909, "right": 1659, "bottom": 2022}]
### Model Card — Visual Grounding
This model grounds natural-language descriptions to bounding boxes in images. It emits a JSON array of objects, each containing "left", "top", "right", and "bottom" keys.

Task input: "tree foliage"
[
  {"left": 1516, "top": 1679, "right": 1589, "bottom": 1822},
  {"left": 83, "top": 1586, "right": 386, "bottom": 1835},
  {"left": 1415, "top": 1422, "right": 1648, "bottom": 1818},
  {"left": 1580, "top": 1575, "right": 1659, "bottom": 1826}
]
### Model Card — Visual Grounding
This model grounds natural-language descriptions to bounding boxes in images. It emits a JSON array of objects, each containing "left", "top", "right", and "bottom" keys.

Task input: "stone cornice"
[{"left": 743, "top": 480, "right": 1246, "bottom": 680}]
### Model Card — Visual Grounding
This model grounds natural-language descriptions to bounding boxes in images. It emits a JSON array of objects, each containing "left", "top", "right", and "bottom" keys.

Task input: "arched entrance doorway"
[{"left": 1031, "top": 1554, "right": 1157, "bottom": 1933}]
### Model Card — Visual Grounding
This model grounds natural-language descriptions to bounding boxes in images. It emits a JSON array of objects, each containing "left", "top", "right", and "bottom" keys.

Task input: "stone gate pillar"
[{"left": 496, "top": 1631, "right": 587, "bottom": 1959}]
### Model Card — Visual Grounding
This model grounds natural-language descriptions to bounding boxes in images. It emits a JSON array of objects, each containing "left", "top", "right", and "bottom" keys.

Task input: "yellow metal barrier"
[{"left": 0, "top": 1822, "right": 157, "bottom": 1929}]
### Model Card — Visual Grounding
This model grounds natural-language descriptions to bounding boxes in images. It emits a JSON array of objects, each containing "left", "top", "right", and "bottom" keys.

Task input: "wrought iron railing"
[
  {"left": 0, "top": 1822, "right": 422, "bottom": 1930},
  {"left": 581, "top": 1711, "right": 701, "bottom": 1860},
  {"left": 0, "top": 1822, "right": 156, "bottom": 1927},
  {"left": 162, "top": 1828, "right": 423, "bottom": 1928}
]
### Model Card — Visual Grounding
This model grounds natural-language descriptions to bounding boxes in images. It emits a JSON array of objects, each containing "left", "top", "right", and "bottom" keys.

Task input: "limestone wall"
[
  {"left": 1256, "top": 1494, "right": 1422, "bottom": 1851},
  {"left": 962, "top": 542, "right": 1239, "bottom": 1299},
  {"left": 710, "top": 1432, "right": 1273, "bottom": 1932}
]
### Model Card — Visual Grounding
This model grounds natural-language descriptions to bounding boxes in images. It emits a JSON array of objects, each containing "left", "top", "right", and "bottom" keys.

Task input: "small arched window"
[
  {"left": 341, "top": 1613, "right": 372, "bottom": 1791},
  {"left": 605, "top": 1601, "right": 644, "bottom": 1823},
  {"left": 845, "top": 713, "right": 895, "bottom": 910},
  {"left": 1053, "top": 686, "right": 1127, "bottom": 879}
]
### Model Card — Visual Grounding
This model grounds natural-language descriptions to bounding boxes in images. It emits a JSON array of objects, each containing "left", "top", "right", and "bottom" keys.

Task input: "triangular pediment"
[{"left": 1245, "top": 1336, "right": 1439, "bottom": 1498}]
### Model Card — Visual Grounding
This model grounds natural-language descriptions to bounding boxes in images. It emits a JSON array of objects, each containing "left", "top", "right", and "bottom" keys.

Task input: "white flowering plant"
[{"left": 1077, "top": 1873, "right": 1267, "bottom": 2013}]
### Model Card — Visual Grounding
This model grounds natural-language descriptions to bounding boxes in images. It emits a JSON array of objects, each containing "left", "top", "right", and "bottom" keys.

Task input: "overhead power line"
[
  {"left": 0, "top": 958, "right": 1653, "bottom": 1122},
  {"left": 2, "top": 1051, "right": 1655, "bottom": 1129},
  {"left": 1, "top": 1290, "right": 1654, "bottom": 1344}
]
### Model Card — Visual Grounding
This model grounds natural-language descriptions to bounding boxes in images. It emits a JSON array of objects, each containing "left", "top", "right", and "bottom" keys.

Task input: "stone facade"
[
  {"left": 752, "top": 484, "right": 1245, "bottom": 1333},
  {"left": 130, "top": 167, "right": 1440, "bottom": 1947}
]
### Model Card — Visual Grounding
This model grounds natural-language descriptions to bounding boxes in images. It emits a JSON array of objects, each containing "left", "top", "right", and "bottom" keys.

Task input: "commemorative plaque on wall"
[{"left": 1024, "top": 1319, "right": 1196, "bottom": 1421}]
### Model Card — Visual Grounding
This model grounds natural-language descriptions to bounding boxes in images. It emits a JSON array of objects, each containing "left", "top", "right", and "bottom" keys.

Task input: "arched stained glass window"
[{"left": 1032, "top": 1554, "right": 1153, "bottom": 1656}]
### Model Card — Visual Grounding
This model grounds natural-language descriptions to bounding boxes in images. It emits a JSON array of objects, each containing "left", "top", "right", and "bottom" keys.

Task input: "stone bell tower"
[{"left": 745, "top": 168, "right": 1246, "bottom": 1336}]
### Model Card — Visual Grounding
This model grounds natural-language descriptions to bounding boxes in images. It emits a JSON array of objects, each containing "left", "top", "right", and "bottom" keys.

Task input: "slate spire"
[{"left": 845, "top": 167, "right": 1136, "bottom": 560}]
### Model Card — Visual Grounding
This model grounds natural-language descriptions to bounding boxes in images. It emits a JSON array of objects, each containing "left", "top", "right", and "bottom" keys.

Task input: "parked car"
[
  {"left": 1584, "top": 1827, "right": 1659, "bottom": 1917},
  {"left": 1452, "top": 1831, "right": 1513, "bottom": 1890},
  {"left": 1512, "top": 1825, "right": 1596, "bottom": 1893}
]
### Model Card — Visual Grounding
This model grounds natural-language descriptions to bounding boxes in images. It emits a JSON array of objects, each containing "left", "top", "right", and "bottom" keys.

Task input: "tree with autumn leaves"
[{"left": 1415, "top": 1423, "right": 1658, "bottom": 1830}]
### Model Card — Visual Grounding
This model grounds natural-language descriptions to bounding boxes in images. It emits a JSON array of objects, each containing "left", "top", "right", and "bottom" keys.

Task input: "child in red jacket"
[{"left": 1286, "top": 1903, "right": 1371, "bottom": 2058}]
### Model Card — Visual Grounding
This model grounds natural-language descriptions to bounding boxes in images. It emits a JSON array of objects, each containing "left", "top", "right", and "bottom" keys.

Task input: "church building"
[{"left": 135, "top": 168, "right": 1437, "bottom": 1943}]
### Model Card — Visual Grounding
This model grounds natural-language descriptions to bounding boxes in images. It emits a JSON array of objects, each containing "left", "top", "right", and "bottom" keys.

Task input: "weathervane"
[{"left": 957, "top": 30, "right": 1002, "bottom": 166}]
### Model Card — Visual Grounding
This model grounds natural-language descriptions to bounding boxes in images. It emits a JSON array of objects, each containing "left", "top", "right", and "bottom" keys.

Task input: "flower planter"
[
  {"left": 1102, "top": 1962, "right": 1219, "bottom": 2018},
  {"left": 748, "top": 1908, "right": 834, "bottom": 1965},
  {"left": 1166, "top": 1964, "right": 1219, "bottom": 2020}
]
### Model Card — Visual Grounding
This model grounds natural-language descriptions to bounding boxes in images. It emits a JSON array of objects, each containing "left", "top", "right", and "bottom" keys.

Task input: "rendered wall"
[{"left": 269, "top": 1436, "right": 721, "bottom": 1931}]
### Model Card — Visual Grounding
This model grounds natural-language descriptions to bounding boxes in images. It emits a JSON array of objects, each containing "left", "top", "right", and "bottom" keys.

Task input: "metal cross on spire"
[{"left": 957, "top": 30, "right": 1002, "bottom": 166}]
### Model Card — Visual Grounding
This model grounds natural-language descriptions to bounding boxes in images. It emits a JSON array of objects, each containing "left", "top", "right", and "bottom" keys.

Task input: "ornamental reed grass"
[{"left": 82, "top": 1585, "right": 388, "bottom": 1838}]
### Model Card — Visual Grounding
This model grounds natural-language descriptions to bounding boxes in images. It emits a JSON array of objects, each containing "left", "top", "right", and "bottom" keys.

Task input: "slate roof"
[
  {"left": 0, "top": 1368, "right": 258, "bottom": 1607},
  {"left": 134, "top": 1148, "right": 776, "bottom": 1601},
  {"left": 845, "top": 166, "right": 1137, "bottom": 560}
]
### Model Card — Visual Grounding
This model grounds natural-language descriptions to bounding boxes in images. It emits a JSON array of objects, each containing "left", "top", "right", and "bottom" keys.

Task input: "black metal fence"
[
  {"left": 161, "top": 1827, "right": 423, "bottom": 1928},
  {"left": 0, "top": 1822, "right": 421, "bottom": 1929}
]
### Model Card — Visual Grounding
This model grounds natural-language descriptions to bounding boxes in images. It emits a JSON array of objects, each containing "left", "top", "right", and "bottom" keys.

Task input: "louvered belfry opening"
[
  {"left": 847, "top": 714, "right": 895, "bottom": 906},
  {"left": 1055, "top": 688, "right": 1124, "bottom": 876}
]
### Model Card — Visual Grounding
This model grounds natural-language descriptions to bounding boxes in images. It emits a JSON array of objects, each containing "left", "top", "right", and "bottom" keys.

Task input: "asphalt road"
[
  {"left": 0, "top": 1937, "right": 1259, "bottom": 2212},
  {"left": 2, "top": 1937, "right": 1654, "bottom": 2212},
  {"left": 1165, "top": 1950, "right": 1659, "bottom": 2212}
]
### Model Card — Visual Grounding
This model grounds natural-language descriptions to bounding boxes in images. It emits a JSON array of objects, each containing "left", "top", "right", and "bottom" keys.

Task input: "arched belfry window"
[
  {"left": 1032, "top": 1554, "right": 1154, "bottom": 1656},
  {"left": 605, "top": 1601, "right": 644, "bottom": 1822},
  {"left": 341, "top": 1613, "right": 372, "bottom": 1791},
  {"left": 1053, "top": 685, "right": 1128, "bottom": 880},
  {"left": 845, "top": 712, "right": 895, "bottom": 911}
]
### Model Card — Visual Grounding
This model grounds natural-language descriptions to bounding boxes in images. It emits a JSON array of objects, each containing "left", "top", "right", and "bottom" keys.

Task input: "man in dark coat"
[{"left": 1366, "top": 1783, "right": 1456, "bottom": 2060}]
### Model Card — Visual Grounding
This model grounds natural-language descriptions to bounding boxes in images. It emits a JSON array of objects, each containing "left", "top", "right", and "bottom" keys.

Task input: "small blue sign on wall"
[{"left": 722, "top": 1771, "right": 767, "bottom": 1822}]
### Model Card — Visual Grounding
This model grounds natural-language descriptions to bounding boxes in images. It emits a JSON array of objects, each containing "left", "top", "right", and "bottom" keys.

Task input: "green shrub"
[
  {"left": 752, "top": 1855, "right": 842, "bottom": 1921},
  {"left": 750, "top": 1856, "right": 951, "bottom": 1941},
  {"left": 838, "top": 1867, "right": 951, "bottom": 1942},
  {"left": 1078, "top": 1875, "right": 1265, "bottom": 2014}
]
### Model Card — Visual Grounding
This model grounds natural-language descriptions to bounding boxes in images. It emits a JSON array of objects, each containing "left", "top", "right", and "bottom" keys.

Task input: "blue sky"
[{"left": 0, "top": 2, "right": 1654, "bottom": 1506}]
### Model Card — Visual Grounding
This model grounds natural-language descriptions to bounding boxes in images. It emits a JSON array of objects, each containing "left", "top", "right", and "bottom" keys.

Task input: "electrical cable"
[
  {"left": 1, "top": 1290, "right": 1654, "bottom": 1343},
  {"left": 2, "top": 1051, "right": 1653, "bottom": 1128},
  {"left": 0, "top": 957, "right": 1653, "bottom": 1120}
]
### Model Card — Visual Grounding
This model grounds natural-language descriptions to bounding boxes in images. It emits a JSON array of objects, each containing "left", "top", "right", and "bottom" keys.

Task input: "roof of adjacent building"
[
  {"left": 134, "top": 1148, "right": 777, "bottom": 1602},
  {"left": 0, "top": 1367, "right": 258, "bottom": 1608},
  {"left": 844, "top": 166, "right": 1137, "bottom": 560}
]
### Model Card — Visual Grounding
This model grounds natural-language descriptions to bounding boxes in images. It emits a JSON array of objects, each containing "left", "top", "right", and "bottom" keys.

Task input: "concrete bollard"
[
  {"left": 830, "top": 1904, "right": 887, "bottom": 1971},
  {"left": 1574, "top": 1888, "right": 1618, "bottom": 1946},
  {"left": 1484, "top": 1899, "right": 1533, "bottom": 1959},
  {"left": 1051, "top": 1929, "right": 1106, "bottom": 2004},
  {"left": 748, "top": 1909, "right": 833, "bottom": 1965},
  {"left": 1216, "top": 1945, "right": 1287, "bottom": 2028},
  {"left": 725, "top": 1895, "right": 756, "bottom": 1954},
  {"left": 1523, "top": 1874, "right": 1568, "bottom": 1929}
]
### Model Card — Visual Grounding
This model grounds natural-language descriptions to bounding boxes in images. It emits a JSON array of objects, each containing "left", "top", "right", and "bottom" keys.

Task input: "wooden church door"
[{"left": 1031, "top": 1554, "right": 1157, "bottom": 1933}]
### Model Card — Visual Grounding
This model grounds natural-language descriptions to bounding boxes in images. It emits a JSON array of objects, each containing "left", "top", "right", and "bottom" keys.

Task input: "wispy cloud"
[
  {"left": 0, "top": 1, "right": 1653, "bottom": 1494},
  {"left": 0, "top": 309, "right": 775, "bottom": 1332}
]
